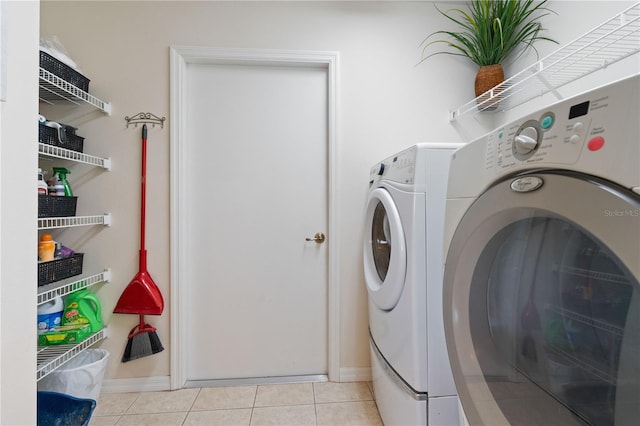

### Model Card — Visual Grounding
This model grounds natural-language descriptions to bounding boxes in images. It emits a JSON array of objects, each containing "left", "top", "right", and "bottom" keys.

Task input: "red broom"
[{"left": 114, "top": 124, "right": 164, "bottom": 362}]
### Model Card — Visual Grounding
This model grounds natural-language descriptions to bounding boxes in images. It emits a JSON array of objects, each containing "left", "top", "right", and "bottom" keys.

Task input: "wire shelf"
[
  {"left": 39, "top": 143, "right": 112, "bottom": 170},
  {"left": 544, "top": 343, "right": 617, "bottom": 386},
  {"left": 546, "top": 304, "right": 624, "bottom": 337},
  {"left": 37, "top": 328, "right": 108, "bottom": 381},
  {"left": 39, "top": 68, "right": 112, "bottom": 115},
  {"left": 38, "top": 214, "right": 111, "bottom": 230},
  {"left": 450, "top": 2, "right": 640, "bottom": 121},
  {"left": 37, "top": 269, "right": 111, "bottom": 306},
  {"left": 560, "top": 265, "right": 631, "bottom": 285}
]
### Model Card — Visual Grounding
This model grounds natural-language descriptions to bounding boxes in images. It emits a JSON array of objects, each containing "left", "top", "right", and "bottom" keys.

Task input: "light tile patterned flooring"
[{"left": 89, "top": 381, "right": 383, "bottom": 426}]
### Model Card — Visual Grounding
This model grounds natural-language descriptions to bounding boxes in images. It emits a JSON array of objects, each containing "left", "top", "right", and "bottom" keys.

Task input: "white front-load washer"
[
  {"left": 443, "top": 74, "right": 640, "bottom": 425},
  {"left": 364, "top": 143, "right": 463, "bottom": 426}
]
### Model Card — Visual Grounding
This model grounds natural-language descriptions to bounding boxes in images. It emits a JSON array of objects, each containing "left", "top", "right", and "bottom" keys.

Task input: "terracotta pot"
[{"left": 475, "top": 64, "right": 504, "bottom": 111}]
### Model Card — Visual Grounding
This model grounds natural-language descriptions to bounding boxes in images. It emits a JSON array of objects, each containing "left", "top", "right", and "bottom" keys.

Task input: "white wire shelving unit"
[
  {"left": 36, "top": 212, "right": 111, "bottom": 382},
  {"left": 449, "top": 2, "right": 640, "bottom": 121},
  {"left": 36, "top": 238, "right": 111, "bottom": 382},
  {"left": 37, "top": 328, "right": 109, "bottom": 381},
  {"left": 39, "top": 68, "right": 112, "bottom": 115},
  {"left": 36, "top": 270, "right": 111, "bottom": 382},
  {"left": 38, "top": 214, "right": 111, "bottom": 230},
  {"left": 39, "top": 143, "right": 112, "bottom": 170},
  {"left": 37, "top": 62, "right": 113, "bottom": 382},
  {"left": 37, "top": 269, "right": 112, "bottom": 306}
]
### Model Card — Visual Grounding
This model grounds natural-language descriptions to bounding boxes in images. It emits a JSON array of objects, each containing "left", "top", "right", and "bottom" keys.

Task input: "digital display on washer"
[{"left": 569, "top": 100, "right": 590, "bottom": 119}]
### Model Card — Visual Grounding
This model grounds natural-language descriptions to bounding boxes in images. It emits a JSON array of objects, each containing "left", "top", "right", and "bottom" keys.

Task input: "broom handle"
[{"left": 140, "top": 124, "right": 148, "bottom": 270}]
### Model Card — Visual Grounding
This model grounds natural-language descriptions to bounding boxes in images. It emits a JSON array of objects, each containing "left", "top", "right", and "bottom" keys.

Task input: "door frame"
[{"left": 169, "top": 46, "right": 341, "bottom": 389}]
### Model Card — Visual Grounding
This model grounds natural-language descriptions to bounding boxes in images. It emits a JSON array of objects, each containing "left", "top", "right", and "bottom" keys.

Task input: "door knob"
[{"left": 305, "top": 232, "right": 325, "bottom": 244}]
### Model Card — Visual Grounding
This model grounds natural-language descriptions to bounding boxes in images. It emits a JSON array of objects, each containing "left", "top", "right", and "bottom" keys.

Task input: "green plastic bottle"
[
  {"left": 52, "top": 167, "right": 73, "bottom": 196},
  {"left": 62, "top": 289, "right": 103, "bottom": 333}
]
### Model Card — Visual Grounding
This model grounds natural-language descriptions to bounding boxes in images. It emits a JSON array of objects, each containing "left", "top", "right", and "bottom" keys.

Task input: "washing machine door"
[
  {"left": 444, "top": 171, "right": 640, "bottom": 426},
  {"left": 363, "top": 186, "right": 407, "bottom": 310}
]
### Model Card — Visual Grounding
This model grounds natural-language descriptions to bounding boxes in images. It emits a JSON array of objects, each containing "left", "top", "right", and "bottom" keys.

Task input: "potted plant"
[{"left": 419, "top": 0, "right": 557, "bottom": 108}]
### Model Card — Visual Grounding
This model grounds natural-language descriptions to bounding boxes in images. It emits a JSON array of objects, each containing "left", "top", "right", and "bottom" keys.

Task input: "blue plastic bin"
[{"left": 37, "top": 391, "right": 96, "bottom": 426}]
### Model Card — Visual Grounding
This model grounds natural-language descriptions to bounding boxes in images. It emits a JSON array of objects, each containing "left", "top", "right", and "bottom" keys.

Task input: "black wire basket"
[
  {"left": 38, "top": 195, "right": 77, "bottom": 218},
  {"left": 39, "top": 123, "right": 85, "bottom": 153},
  {"left": 40, "top": 51, "right": 90, "bottom": 92},
  {"left": 38, "top": 253, "right": 84, "bottom": 286}
]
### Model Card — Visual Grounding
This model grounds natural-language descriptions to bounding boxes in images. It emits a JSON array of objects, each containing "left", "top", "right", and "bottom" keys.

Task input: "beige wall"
[
  {"left": 40, "top": 0, "right": 474, "bottom": 385},
  {"left": 38, "top": 0, "right": 637, "bottom": 387}
]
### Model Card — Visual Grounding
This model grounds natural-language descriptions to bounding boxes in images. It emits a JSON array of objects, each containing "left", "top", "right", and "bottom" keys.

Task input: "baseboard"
[
  {"left": 101, "top": 369, "right": 371, "bottom": 394},
  {"left": 339, "top": 367, "right": 372, "bottom": 382},
  {"left": 101, "top": 376, "right": 171, "bottom": 394}
]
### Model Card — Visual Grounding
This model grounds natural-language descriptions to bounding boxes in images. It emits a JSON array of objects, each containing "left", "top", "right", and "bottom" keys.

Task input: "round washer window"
[{"left": 363, "top": 187, "right": 407, "bottom": 311}]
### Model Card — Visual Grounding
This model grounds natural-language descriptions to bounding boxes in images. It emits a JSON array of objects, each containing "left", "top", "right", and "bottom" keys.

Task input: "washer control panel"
[
  {"left": 369, "top": 146, "right": 416, "bottom": 185},
  {"left": 482, "top": 76, "right": 635, "bottom": 174}
]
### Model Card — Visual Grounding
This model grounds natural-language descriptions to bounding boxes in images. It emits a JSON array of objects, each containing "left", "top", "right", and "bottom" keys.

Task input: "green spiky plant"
[{"left": 420, "top": 0, "right": 556, "bottom": 66}]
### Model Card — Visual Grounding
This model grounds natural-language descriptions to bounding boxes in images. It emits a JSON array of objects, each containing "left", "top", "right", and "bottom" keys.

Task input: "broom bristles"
[{"left": 122, "top": 325, "right": 164, "bottom": 363}]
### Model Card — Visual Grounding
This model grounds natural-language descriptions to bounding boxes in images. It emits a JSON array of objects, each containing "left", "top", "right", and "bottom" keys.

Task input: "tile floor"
[{"left": 89, "top": 381, "right": 383, "bottom": 426}]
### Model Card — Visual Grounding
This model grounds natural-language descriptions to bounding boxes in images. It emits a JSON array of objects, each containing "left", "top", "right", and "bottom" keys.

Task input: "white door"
[{"left": 183, "top": 61, "right": 329, "bottom": 382}]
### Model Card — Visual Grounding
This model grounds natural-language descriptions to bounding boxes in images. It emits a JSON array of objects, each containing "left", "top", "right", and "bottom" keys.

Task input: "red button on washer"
[{"left": 587, "top": 136, "right": 605, "bottom": 151}]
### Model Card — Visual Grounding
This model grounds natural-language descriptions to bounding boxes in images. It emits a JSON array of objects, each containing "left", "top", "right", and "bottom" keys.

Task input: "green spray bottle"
[{"left": 52, "top": 167, "right": 73, "bottom": 196}]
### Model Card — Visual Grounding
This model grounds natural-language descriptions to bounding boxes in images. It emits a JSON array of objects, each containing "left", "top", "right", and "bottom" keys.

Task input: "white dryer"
[
  {"left": 443, "top": 75, "right": 640, "bottom": 425},
  {"left": 364, "top": 143, "right": 463, "bottom": 426}
]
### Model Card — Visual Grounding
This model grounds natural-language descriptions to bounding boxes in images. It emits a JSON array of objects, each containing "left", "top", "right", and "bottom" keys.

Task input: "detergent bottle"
[
  {"left": 62, "top": 289, "right": 104, "bottom": 333},
  {"left": 37, "top": 296, "right": 63, "bottom": 333},
  {"left": 52, "top": 167, "right": 73, "bottom": 196},
  {"left": 38, "top": 234, "right": 56, "bottom": 262}
]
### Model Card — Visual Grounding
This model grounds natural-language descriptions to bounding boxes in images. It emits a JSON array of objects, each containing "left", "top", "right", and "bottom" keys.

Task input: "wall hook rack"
[{"left": 125, "top": 112, "right": 166, "bottom": 129}]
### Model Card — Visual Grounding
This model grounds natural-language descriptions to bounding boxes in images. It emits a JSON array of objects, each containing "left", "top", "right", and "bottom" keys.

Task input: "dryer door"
[
  {"left": 364, "top": 186, "right": 407, "bottom": 310},
  {"left": 444, "top": 172, "right": 640, "bottom": 426}
]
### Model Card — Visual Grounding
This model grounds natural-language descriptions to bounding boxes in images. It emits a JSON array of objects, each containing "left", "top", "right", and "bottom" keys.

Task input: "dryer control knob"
[
  {"left": 512, "top": 120, "right": 543, "bottom": 160},
  {"left": 514, "top": 127, "right": 538, "bottom": 154}
]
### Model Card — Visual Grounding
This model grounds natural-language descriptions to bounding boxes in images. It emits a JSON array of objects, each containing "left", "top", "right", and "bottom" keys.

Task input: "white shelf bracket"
[{"left": 535, "top": 73, "right": 564, "bottom": 101}]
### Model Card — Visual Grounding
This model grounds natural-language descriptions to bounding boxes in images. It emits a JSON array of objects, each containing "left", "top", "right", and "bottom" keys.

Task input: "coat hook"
[{"left": 125, "top": 112, "right": 166, "bottom": 129}]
